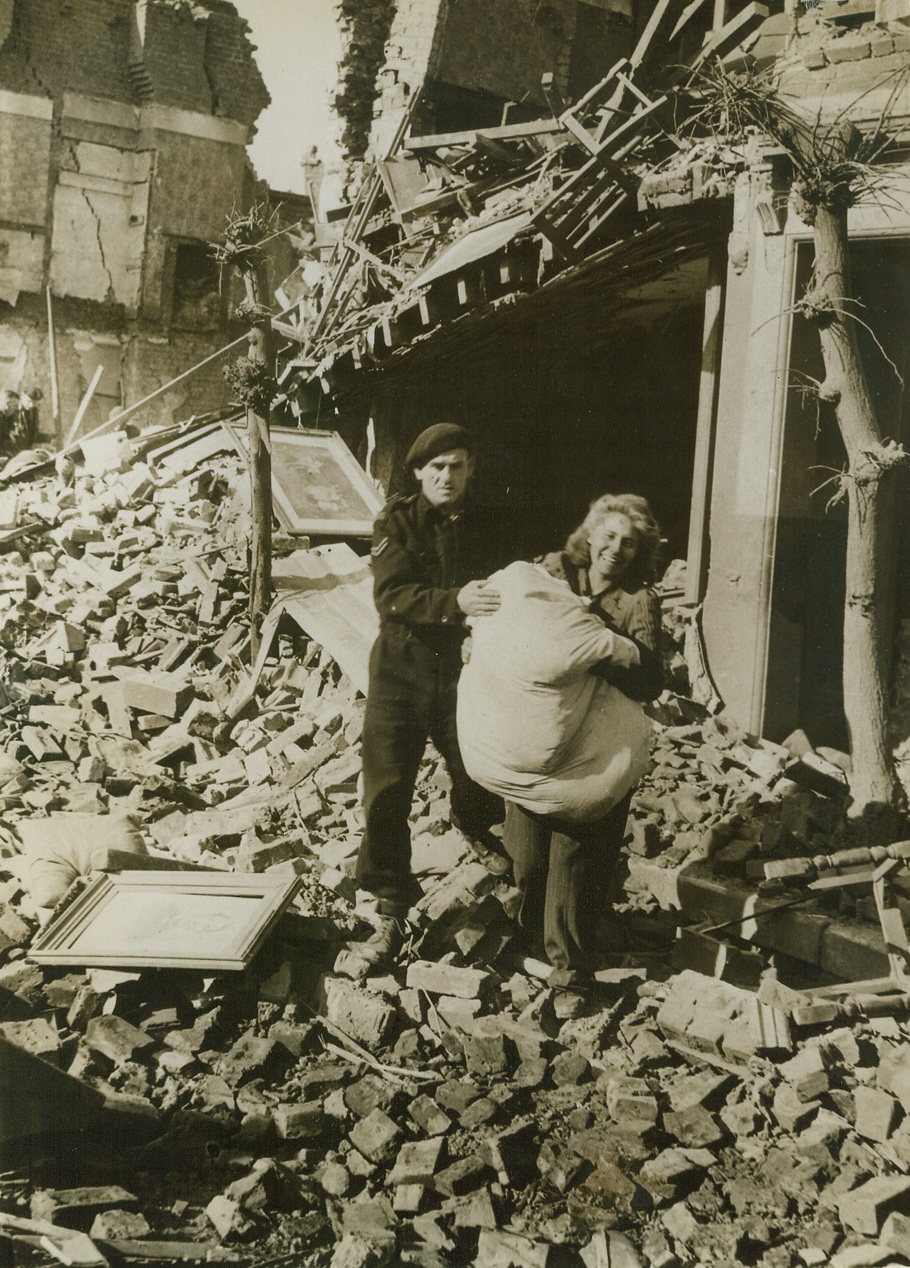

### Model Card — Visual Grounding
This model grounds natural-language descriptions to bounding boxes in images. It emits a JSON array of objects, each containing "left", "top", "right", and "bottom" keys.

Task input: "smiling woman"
[
  {"left": 232, "top": 0, "right": 342, "bottom": 193},
  {"left": 491, "top": 491, "right": 665, "bottom": 1020}
]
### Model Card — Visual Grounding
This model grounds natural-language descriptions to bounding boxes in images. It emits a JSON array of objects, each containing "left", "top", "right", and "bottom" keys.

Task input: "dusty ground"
[{"left": 0, "top": 436, "right": 907, "bottom": 1267}]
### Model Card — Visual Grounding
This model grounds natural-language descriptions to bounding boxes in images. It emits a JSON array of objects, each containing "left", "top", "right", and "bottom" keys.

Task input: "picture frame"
[
  {"left": 223, "top": 424, "right": 383, "bottom": 536},
  {"left": 29, "top": 871, "right": 301, "bottom": 971}
]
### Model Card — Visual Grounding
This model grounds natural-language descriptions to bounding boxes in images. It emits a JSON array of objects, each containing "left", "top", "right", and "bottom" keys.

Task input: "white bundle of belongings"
[{"left": 457, "top": 560, "right": 652, "bottom": 823}]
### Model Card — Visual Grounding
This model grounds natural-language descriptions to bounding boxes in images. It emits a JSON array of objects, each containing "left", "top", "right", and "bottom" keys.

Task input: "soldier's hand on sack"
[{"left": 457, "top": 580, "right": 501, "bottom": 617}]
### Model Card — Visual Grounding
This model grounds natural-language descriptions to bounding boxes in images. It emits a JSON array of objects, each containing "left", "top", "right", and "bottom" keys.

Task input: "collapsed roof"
[{"left": 273, "top": 0, "right": 910, "bottom": 423}]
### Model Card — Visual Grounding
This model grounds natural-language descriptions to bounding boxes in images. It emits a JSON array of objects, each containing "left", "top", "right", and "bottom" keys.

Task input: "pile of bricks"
[
  {"left": 5, "top": 882, "right": 910, "bottom": 1265},
  {"left": 0, "top": 432, "right": 908, "bottom": 1267}
]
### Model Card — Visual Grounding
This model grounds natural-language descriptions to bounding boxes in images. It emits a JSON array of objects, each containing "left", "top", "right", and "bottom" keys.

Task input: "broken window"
[{"left": 171, "top": 241, "right": 224, "bottom": 332}]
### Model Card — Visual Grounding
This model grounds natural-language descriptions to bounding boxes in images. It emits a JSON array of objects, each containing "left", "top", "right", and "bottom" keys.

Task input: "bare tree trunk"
[
  {"left": 811, "top": 203, "right": 898, "bottom": 831},
  {"left": 242, "top": 261, "right": 276, "bottom": 659}
]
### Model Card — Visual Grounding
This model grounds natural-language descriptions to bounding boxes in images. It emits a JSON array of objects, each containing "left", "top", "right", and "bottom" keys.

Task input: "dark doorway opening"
[{"left": 765, "top": 237, "right": 910, "bottom": 748}]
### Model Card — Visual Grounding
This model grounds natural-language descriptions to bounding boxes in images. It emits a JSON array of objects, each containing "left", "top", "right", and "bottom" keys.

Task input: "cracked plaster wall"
[
  {"left": 0, "top": 1, "right": 268, "bottom": 433},
  {"left": 50, "top": 141, "right": 151, "bottom": 309}
]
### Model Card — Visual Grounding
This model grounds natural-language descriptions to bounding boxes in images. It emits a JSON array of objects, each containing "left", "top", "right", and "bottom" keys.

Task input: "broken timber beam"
[
  {"left": 692, "top": 0, "right": 770, "bottom": 68},
  {"left": 405, "top": 118, "right": 563, "bottom": 153}
]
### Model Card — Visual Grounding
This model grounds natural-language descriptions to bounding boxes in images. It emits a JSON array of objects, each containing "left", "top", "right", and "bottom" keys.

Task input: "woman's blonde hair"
[{"left": 564, "top": 493, "right": 661, "bottom": 588}]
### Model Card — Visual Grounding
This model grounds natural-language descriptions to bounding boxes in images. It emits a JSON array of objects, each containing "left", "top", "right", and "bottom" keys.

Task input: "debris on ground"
[{"left": 0, "top": 422, "right": 908, "bottom": 1268}]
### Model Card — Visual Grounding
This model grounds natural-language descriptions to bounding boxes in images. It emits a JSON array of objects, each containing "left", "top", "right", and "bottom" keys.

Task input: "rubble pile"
[{"left": 0, "top": 433, "right": 908, "bottom": 1267}]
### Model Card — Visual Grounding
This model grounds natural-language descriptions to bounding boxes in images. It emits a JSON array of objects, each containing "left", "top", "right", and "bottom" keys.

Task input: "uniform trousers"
[
  {"left": 503, "top": 790, "right": 633, "bottom": 986},
  {"left": 357, "top": 626, "right": 499, "bottom": 914}
]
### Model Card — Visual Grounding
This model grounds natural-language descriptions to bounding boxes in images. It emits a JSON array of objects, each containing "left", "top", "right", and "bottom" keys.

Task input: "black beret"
[{"left": 406, "top": 423, "right": 475, "bottom": 469}]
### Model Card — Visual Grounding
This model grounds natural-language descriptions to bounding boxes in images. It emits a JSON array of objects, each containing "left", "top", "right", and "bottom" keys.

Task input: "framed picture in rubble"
[
  {"left": 224, "top": 424, "right": 383, "bottom": 536},
  {"left": 29, "top": 871, "right": 301, "bottom": 971}
]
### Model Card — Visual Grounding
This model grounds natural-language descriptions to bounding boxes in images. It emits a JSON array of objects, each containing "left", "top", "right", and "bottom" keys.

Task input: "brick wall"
[
  {"left": 0, "top": 295, "right": 237, "bottom": 438},
  {"left": 0, "top": 0, "right": 135, "bottom": 101},
  {"left": 368, "top": 0, "right": 621, "bottom": 154},
  {"left": 750, "top": 3, "right": 910, "bottom": 124},
  {"left": 376, "top": 0, "right": 445, "bottom": 143},
  {"left": 204, "top": 4, "right": 271, "bottom": 127},
  {"left": 140, "top": 2, "right": 212, "bottom": 114},
  {"left": 0, "top": 104, "right": 51, "bottom": 224},
  {"left": 150, "top": 132, "right": 252, "bottom": 239},
  {"left": 335, "top": 0, "right": 398, "bottom": 159},
  {"left": 435, "top": 0, "right": 577, "bottom": 106},
  {"left": 0, "top": 0, "right": 270, "bottom": 428},
  {"left": 0, "top": 0, "right": 268, "bottom": 124}
]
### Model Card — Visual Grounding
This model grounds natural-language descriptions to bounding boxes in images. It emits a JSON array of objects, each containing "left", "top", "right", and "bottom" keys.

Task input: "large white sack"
[{"left": 457, "top": 561, "right": 652, "bottom": 823}]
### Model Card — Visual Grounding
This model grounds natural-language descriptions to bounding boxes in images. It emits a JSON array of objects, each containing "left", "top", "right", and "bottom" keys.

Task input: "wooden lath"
[
  {"left": 306, "top": 88, "right": 424, "bottom": 353},
  {"left": 693, "top": 1, "right": 771, "bottom": 69}
]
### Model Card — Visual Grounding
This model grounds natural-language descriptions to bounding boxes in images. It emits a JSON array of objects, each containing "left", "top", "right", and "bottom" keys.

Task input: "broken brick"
[
  {"left": 463, "top": 1032, "right": 512, "bottom": 1077},
  {"left": 85, "top": 1015, "right": 156, "bottom": 1065},
  {"left": 552, "top": 1051, "right": 592, "bottom": 1087},
  {"left": 663, "top": 1104, "right": 726, "bottom": 1150},
  {"left": 273, "top": 1102, "right": 329, "bottom": 1142},
  {"left": 388, "top": 1138, "right": 446, "bottom": 1186},
  {"left": 838, "top": 1174, "right": 910, "bottom": 1236},
  {"left": 406, "top": 960, "right": 492, "bottom": 1000},
  {"left": 409, "top": 1094, "right": 453, "bottom": 1137},
  {"left": 217, "top": 1034, "right": 289, "bottom": 1088},
  {"left": 348, "top": 1108, "right": 401, "bottom": 1164},
  {"left": 435, "top": 1154, "right": 492, "bottom": 1198},
  {"left": 853, "top": 1085, "right": 901, "bottom": 1144}
]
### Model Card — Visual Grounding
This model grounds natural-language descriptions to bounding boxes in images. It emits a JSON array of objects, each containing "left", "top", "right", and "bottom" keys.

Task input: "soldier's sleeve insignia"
[{"left": 372, "top": 537, "right": 390, "bottom": 557}]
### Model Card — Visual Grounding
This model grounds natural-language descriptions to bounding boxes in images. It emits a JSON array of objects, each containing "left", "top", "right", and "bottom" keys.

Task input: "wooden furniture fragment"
[
  {"left": 533, "top": 0, "right": 771, "bottom": 259},
  {"left": 693, "top": 1, "right": 771, "bottom": 68},
  {"left": 405, "top": 118, "right": 563, "bottom": 154},
  {"left": 765, "top": 840, "right": 910, "bottom": 1020},
  {"left": 30, "top": 870, "right": 302, "bottom": 970}
]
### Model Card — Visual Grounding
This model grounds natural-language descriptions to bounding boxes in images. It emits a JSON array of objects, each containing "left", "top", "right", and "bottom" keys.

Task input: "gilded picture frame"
[
  {"left": 29, "top": 871, "right": 301, "bottom": 971},
  {"left": 224, "top": 424, "right": 383, "bottom": 536}
]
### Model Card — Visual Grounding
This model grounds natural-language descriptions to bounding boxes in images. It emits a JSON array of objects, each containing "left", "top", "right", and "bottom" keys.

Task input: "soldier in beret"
[{"left": 342, "top": 423, "right": 509, "bottom": 977}]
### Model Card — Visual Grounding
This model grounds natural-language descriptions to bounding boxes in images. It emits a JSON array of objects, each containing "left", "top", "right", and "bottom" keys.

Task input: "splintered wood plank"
[
  {"left": 671, "top": 0, "right": 711, "bottom": 40},
  {"left": 560, "top": 112, "right": 601, "bottom": 155},
  {"left": 600, "top": 95, "right": 670, "bottom": 157},
  {"left": 551, "top": 175, "right": 622, "bottom": 244},
  {"left": 405, "top": 118, "right": 563, "bottom": 152},
  {"left": 566, "top": 59, "right": 629, "bottom": 117},
  {"left": 694, "top": 1, "right": 770, "bottom": 67},
  {"left": 536, "top": 143, "right": 632, "bottom": 252}
]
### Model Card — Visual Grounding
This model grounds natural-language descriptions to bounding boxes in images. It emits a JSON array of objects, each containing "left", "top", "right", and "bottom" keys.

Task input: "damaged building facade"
[
  {"left": 0, "top": 0, "right": 270, "bottom": 440},
  {"left": 6, "top": 5, "right": 910, "bottom": 1263},
  {"left": 298, "top": 0, "right": 910, "bottom": 783}
]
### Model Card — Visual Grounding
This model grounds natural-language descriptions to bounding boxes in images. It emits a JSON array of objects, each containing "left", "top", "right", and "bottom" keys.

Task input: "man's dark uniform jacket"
[
  {"left": 356, "top": 491, "right": 503, "bottom": 909},
  {"left": 370, "top": 491, "right": 493, "bottom": 644}
]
